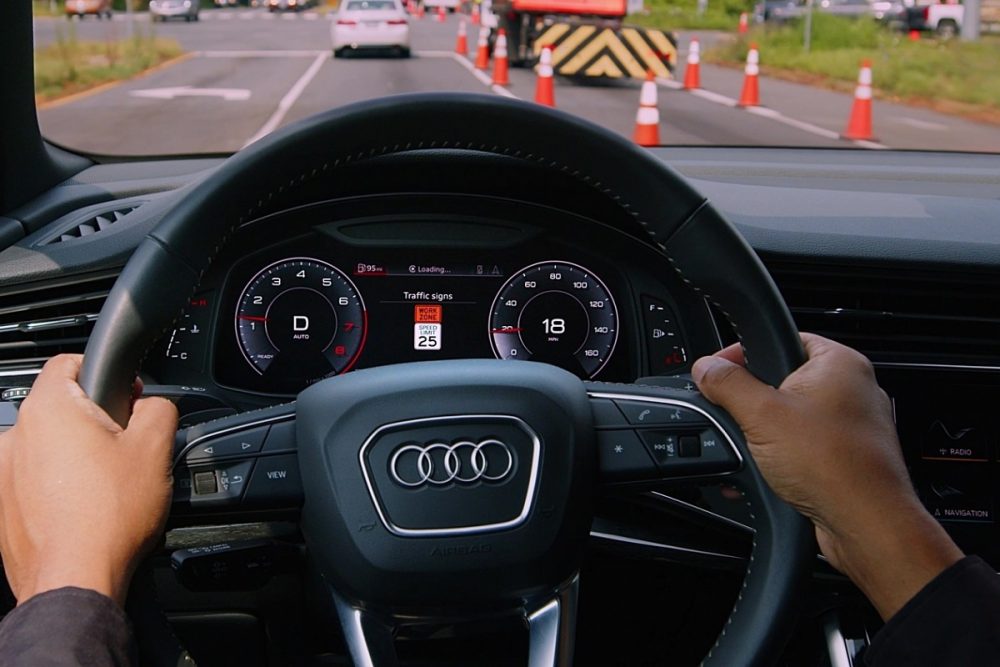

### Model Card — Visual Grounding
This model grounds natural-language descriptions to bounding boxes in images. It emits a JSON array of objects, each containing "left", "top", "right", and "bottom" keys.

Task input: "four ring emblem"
[{"left": 389, "top": 439, "right": 514, "bottom": 487}]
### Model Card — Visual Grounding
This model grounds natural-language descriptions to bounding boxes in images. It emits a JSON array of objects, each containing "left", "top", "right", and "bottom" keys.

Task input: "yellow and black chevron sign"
[{"left": 533, "top": 23, "right": 677, "bottom": 79}]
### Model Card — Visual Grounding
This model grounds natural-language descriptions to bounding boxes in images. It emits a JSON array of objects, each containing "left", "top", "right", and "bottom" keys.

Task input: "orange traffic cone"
[
  {"left": 683, "top": 37, "right": 700, "bottom": 90},
  {"left": 474, "top": 26, "right": 490, "bottom": 69},
  {"left": 738, "top": 43, "right": 760, "bottom": 107},
  {"left": 455, "top": 19, "right": 468, "bottom": 55},
  {"left": 738, "top": 12, "right": 749, "bottom": 34},
  {"left": 844, "top": 59, "right": 875, "bottom": 140},
  {"left": 633, "top": 70, "right": 660, "bottom": 147},
  {"left": 417, "top": 3, "right": 424, "bottom": 18},
  {"left": 908, "top": 29, "right": 920, "bottom": 40},
  {"left": 406, "top": 0, "right": 415, "bottom": 13},
  {"left": 471, "top": 3, "right": 480, "bottom": 24},
  {"left": 437, "top": 5, "right": 446, "bottom": 22},
  {"left": 492, "top": 28, "right": 510, "bottom": 85},
  {"left": 534, "top": 45, "right": 555, "bottom": 106}
]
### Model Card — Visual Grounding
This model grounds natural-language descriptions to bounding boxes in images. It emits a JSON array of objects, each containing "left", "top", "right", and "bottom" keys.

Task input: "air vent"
[
  {"left": 43, "top": 205, "right": 140, "bottom": 245},
  {"left": 0, "top": 273, "right": 117, "bottom": 370},
  {"left": 768, "top": 262, "right": 1000, "bottom": 366}
]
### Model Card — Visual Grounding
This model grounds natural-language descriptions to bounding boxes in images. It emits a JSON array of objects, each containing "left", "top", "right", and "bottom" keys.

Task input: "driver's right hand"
[{"left": 692, "top": 333, "right": 962, "bottom": 620}]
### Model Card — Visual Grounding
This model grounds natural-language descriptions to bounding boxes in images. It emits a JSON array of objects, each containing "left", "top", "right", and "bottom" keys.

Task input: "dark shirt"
[
  {"left": 865, "top": 555, "right": 1000, "bottom": 666},
  {"left": 0, "top": 587, "right": 134, "bottom": 666},
  {"left": 0, "top": 557, "right": 996, "bottom": 666}
]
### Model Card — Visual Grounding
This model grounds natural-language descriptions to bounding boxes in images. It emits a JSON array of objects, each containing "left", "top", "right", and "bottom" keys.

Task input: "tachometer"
[
  {"left": 235, "top": 257, "right": 366, "bottom": 385},
  {"left": 489, "top": 260, "right": 619, "bottom": 378}
]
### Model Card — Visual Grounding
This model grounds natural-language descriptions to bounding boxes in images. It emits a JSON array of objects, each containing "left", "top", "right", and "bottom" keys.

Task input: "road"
[{"left": 35, "top": 8, "right": 1000, "bottom": 155}]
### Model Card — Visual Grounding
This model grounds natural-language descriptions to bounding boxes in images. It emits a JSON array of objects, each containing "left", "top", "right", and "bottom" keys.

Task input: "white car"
[{"left": 332, "top": 0, "right": 411, "bottom": 58}]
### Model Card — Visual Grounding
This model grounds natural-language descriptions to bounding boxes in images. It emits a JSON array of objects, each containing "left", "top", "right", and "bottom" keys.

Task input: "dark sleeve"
[
  {"left": 0, "top": 587, "right": 136, "bottom": 667},
  {"left": 865, "top": 555, "right": 1000, "bottom": 666}
]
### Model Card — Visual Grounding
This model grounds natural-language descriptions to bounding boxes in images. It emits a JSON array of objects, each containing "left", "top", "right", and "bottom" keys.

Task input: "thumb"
[
  {"left": 692, "top": 355, "right": 779, "bottom": 429},
  {"left": 125, "top": 397, "right": 178, "bottom": 463}
]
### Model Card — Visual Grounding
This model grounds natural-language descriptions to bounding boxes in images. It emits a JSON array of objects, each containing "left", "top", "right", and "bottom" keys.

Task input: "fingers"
[
  {"left": 692, "top": 354, "right": 780, "bottom": 428},
  {"left": 713, "top": 342, "right": 746, "bottom": 366},
  {"left": 125, "top": 397, "right": 178, "bottom": 462}
]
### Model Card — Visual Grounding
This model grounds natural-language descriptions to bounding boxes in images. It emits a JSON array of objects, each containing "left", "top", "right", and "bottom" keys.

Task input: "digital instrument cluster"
[
  {"left": 149, "top": 209, "right": 715, "bottom": 400},
  {"left": 221, "top": 255, "right": 625, "bottom": 394}
]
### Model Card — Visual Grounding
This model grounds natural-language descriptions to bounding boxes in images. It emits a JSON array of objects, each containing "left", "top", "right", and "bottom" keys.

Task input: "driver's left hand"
[{"left": 0, "top": 355, "right": 177, "bottom": 607}]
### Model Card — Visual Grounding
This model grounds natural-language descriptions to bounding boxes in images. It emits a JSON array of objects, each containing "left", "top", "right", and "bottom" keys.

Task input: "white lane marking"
[
  {"left": 196, "top": 49, "right": 326, "bottom": 57},
  {"left": 688, "top": 88, "right": 738, "bottom": 107},
  {"left": 219, "top": 12, "right": 233, "bottom": 19},
  {"left": 491, "top": 83, "right": 517, "bottom": 98},
  {"left": 898, "top": 117, "right": 949, "bottom": 131},
  {"left": 304, "top": 11, "right": 319, "bottom": 19},
  {"left": 281, "top": 12, "right": 296, "bottom": 19},
  {"left": 655, "top": 76, "right": 683, "bottom": 90},
  {"left": 664, "top": 78, "right": 888, "bottom": 148},
  {"left": 131, "top": 86, "right": 251, "bottom": 101},
  {"left": 243, "top": 52, "right": 327, "bottom": 148},
  {"left": 423, "top": 51, "right": 521, "bottom": 99},
  {"left": 745, "top": 104, "right": 842, "bottom": 140}
]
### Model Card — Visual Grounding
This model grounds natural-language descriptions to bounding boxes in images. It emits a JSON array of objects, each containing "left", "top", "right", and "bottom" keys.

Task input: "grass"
[
  {"left": 707, "top": 14, "right": 1000, "bottom": 118},
  {"left": 34, "top": 25, "right": 184, "bottom": 103},
  {"left": 628, "top": 0, "right": 751, "bottom": 31}
]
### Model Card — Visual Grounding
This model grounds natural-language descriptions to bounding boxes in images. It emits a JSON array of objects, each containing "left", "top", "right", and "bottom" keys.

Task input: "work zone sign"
[{"left": 533, "top": 23, "right": 677, "bottom": 79}]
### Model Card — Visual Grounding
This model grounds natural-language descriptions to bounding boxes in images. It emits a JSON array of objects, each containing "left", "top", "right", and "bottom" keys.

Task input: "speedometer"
[
  {"left": 489, "top": 260, "right": 619, "bottom": 379},
  {"left": 235, "top": 257, "right": 366, "bottom": 385}
]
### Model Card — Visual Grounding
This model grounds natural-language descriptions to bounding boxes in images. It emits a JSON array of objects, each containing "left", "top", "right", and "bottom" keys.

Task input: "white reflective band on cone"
[
  {"left": 478, "top": 26, "right": 489, "bottom": 44},
  {"left": 639, "top": 81, "right": 657, "bottom": 106},
  {"left": 636, "top": 107, "right": 659, "bottom": 125},
  {"left": 495, "top": 34, "right": 507, "bottom": 57},
  {"left": 458, "top": 21, "right": 466, "bottom": 35},
  {"left": 539, "top": 47, "right": 553, "bottom": 76},
  {"left": 747, "top": 50, "right": 759, "bottom": 65},
  {"left": 689, "top": 53, "right": 700, "bottom": 65},
  {"left": 855, "top": 85, "right": 872, "bottom": 100},
  {"left": 745, "top": 64, "right": 759, "bottom": 76},
  {"left": 859, "top": 68, "right": 872, "bottom": 85}
]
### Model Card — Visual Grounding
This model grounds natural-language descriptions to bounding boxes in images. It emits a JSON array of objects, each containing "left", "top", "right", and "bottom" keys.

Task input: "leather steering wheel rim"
[{"left": 80, "top": 93, "right": 813, "bottom": 667}]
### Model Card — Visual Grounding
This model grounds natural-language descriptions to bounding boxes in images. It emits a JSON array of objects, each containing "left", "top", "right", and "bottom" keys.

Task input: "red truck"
[{"left": 487, "top": 0, "right": 676, "bottom": 79}]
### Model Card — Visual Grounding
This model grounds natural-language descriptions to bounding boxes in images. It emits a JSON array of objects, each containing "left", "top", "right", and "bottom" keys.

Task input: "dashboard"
[{"left": 144, "top": 195, "right": 721, "bottom": 403}]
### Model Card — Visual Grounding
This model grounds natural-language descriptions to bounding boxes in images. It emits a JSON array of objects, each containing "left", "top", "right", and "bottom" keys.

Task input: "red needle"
[{"left": 239, "top": 315, "right": 269, "bottom": 322}]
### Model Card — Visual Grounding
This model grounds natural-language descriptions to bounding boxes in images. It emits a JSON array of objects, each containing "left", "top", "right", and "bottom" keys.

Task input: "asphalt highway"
[{"left": 35, "top": 8, "right": 1000, "bottom": 155}]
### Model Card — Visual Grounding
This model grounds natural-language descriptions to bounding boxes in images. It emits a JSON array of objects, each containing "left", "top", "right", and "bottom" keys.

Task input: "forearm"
[
  {"left": 824, "top": 497, "right": 963, "bottom": 621},
  {"left": 0, "top": 587, "right": 136, "bottom": 667}
]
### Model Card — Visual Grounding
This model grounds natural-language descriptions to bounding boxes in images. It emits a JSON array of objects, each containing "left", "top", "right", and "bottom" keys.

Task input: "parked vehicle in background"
[
  {"left": 64, "top": 0, "right": 112, "bottom": 19},
  {"left": 268, "top": 0, "right": 317, "bottom": 10},
  {"left": 906, "top": 0, "right": 1000, "bottom": 37},
  {"left": 755, "top": 0, "right": 903, "bottom": 23},
  {"left": 332, "top": 0, "right": 410, "bottom": 57},
  {"left": 150, "top": 0, "right": 201, "bottom": 22},
  {"left": 423, "top": 0, "right": 461, "bottom": 12}
]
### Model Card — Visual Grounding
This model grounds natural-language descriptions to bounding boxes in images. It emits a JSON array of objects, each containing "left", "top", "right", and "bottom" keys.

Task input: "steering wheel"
[{"left": 79, "top": 94, "right": 813, "bottom": 667}]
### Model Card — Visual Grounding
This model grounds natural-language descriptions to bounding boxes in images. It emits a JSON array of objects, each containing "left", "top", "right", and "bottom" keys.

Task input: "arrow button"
[{"left": 186, "top": 425, "right": 270, "bottom": 462}]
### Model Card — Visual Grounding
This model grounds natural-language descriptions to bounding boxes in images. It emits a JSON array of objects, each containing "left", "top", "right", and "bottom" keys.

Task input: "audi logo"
[{"left": 389, "top": 439, "right": 514, "bottom": 487}]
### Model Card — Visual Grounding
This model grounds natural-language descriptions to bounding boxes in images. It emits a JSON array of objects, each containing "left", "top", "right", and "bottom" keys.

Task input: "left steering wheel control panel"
[
  {"left": 170, "top": 391, "right": 742, "bottom": 518},
  {"left": 144, "top": 198, "right": 721, "bottom": 408},
  {"left": 172, "top": 410, "right": 303, "bottom": 514}
]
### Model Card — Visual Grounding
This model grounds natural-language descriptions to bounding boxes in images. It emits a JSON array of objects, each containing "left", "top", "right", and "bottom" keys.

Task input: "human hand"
[
  {"left": 0, "top": 355, "right": 177, "bottom": 607},
  {"left": 692, "top": 334, "right": 962, "bottom": 620}
]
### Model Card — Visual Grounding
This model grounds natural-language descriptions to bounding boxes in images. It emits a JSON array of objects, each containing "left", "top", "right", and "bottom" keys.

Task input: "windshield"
[{"left": 33, "top": 0, "right": 1000, "bottom": 155}]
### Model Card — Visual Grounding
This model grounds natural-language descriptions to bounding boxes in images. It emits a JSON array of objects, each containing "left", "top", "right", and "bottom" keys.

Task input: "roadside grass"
[
  {"left": 706, "top": 14, "right": 1000, "bottom": 118},
  {"left": 35, "top": 25, "right": 184, "bottom": 103},
  {"left": 628, "top": 0, "right": 750, "bottom": 31}
]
